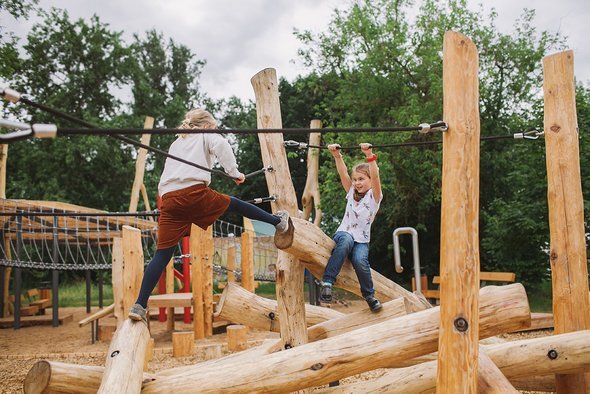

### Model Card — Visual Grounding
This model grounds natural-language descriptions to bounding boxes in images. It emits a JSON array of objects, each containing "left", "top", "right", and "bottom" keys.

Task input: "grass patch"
[
  {"left": 526, "top": 281, "right": 553, "bottom": 313},
  {"left": 58, "top": 281, "right": 113, "bottom": 307}
]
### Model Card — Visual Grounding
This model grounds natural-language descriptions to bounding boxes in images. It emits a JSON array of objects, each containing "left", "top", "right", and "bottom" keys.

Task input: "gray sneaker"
[
  {"left": 319, "top": 282, "right": 333, "bottom": 303},
  {"left": 128, "top": 303, "right": 147, "bottom": 324},
  {"left": 275, "top": 211, "right": 290, "bottom": 234}
]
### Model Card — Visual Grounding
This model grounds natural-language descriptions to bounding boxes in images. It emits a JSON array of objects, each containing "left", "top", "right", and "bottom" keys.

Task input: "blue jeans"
[{"left": 322, "top": 231, "right": 375, "bottom": 298}]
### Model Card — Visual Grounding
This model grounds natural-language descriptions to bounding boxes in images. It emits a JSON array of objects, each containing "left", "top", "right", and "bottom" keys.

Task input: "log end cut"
[
  {"left": 23, "top": 360, "right": 51, "bottom": 394},
  {"left": 274, "top": 217, "right": 294, "bottom": 249}
]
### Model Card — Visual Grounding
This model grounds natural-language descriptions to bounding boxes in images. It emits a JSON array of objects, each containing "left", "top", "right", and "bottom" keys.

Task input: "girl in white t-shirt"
[{"left": 320, "top": 143, "right": 383, "bottom": 312}]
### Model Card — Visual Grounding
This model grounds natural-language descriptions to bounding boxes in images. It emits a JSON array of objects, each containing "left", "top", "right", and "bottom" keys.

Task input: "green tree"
[{"left": 296, "top": 0, "right": 566, "bottom": 288}]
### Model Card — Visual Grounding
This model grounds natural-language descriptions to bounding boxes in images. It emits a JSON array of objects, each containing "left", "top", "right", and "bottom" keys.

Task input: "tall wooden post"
[
  {"left": 203, "top": 226, "right": 214, "bottom": 337},
  {"left": 437, "top": 31, "right": 481, "bottom": 392},
  {"left": 240, "top": 231, "right": 254, "bottom": 293},
  {"left": 302, "top": 120, "right": 322, "bottom": 226},
  {"left": 227, "top": 246, "right": 236, "bottom": 284},
  {"left": 190, "top": 224, "right": 205, "bottom": 339},
  {"left": 122, "top": 226, "right": 144, "bottom": 327},
  {"left": 543, "top": 49, "right": 590, "bottom": 392},
  {"left": 128, "top": 116, "right": 153, "bottom": 213},
  {"left": 251, "top": 68, "right": 307, "bottom": 349},
  {"left": 165, "top": 258, "right": 174, "bottom": 332}
]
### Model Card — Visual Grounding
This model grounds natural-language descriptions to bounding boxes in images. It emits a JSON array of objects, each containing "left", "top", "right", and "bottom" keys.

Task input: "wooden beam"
[
  {"left": 128, "top": 116, "right": 153, "bottom": 213},
  {"left": 302, "top": 120, "right": 322, "bottom": 226},
  {"left": 98, "top": 319, "right": 150, "bottom": 393},
  {"left": 214, "top": 282, "right": 343, "bottom": 332},
  {"left": 203, "top": 226, "right": 214, "bottom": 337},
  {"left": 190, "top": 224, "right": 205, "bottom": 339},
  {"left": 320, "top": 330, "right": 590, "bottom": 393},
  {"left": 0, "top": 144, "right": 8, "bottom": 199},
  {"left": 121, "top": 226, "right": 143, "bottom": 329},
  {"left": 78, "top": 304, "right": 115, "bottom": 327},
  {"left": 543, "top": 49, "right": 590, "bottom": 392},
  {"left": 251, "top": 68, "right": 307, "bottom": 349},
  {"left": 437, "top": 31, "right": 481, "bottom": 392},
  {"left": 142, "top": 284, "right": 530, "bottom": 393},
  {"left": 240, "top": 231, "right": 254, "bottom": 292}
]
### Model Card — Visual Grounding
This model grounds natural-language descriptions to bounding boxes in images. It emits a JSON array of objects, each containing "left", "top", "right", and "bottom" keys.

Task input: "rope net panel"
[{"left": 0, "top": 199, "right": 278, "bottom": 282}]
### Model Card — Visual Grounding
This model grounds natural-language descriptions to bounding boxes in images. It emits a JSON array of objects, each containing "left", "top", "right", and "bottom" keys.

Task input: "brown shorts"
[{"left": 157, "top": 183, "right": 230, "bottom": 249}]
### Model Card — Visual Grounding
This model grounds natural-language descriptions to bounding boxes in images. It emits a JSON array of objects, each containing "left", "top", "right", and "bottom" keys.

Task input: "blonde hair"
[
  {"left": 352, "top": 162, "right": 371, "bottom": 178},
  {"left": 178, "top": 108, "right": 217, "bottom": 137}
]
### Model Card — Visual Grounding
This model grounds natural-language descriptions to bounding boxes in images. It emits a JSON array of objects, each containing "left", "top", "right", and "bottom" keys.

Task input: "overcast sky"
[{"left": 4, "top": 0, "right": 589, "bottom": 102}]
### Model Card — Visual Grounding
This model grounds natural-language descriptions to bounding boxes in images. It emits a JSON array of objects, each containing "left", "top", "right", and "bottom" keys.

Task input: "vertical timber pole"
[
  {"left": 437, "top": 31, "right": 481, "bottom": 392},
  {"left": 14, "top": 216, "right": 22, "bottom": 329},
  {"left": 52, "top": 217, "right": 59, "bottom": 327},
  {"left": 543, "top": 49, "right": 590, "bottom": 393},
  {"left": 251, "top": 68, "right": 308, "bottom": 349}
]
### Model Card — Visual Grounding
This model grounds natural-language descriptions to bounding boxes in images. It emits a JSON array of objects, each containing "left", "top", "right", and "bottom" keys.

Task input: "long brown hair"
[{"left": 352, "top": 163, "right": 371, "bottom": 201}]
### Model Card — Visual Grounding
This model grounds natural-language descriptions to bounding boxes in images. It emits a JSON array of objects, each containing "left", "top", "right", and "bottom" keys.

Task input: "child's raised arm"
[
  {"left": 360, "top": 143, "right": 382, "bottom": 202},
  {"left": 328, "top": 144, "right": 351, "bottom": 192}
]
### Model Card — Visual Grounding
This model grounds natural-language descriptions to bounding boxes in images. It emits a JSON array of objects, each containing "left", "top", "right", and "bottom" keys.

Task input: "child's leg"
[
  {"left": 226, "top": 197, "right": 280, "bottom": 226},
  {"left": 134, "top": 246, "right": 176, "bottom": 308},
  {"left": 322, "top": 231, "right": 355, "bottom": 284},
  {"left": 350, "top": 243, "right": 375, "bottom": 298}
]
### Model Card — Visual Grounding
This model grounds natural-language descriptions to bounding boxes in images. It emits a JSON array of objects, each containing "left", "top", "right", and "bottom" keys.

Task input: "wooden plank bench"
[{"left": 26, "top": 288, "right": 51, "bottom": 315}]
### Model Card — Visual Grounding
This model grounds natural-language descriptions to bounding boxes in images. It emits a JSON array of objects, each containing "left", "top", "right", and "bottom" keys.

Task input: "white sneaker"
[{"left": 275, "top": 211, "right": 290, "bottom": 234}]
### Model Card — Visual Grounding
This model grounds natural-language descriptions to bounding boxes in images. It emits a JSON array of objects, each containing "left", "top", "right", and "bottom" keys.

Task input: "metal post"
[
  {"left": 14, "top": 216, "right": 22, "bottom": 329},
  {"left": 52, "top": 217, "right": 59, "bottom": 327},
  {"left": 98, "top": 270, "right": 104, "bottom": 309},
  {"left": 85, "top": 270, "right": 91, "bottom": 313},
  {"left": 392, "top": 227, "right": 422, "bottom": 294},
  {"left": 0, "top": 265, "right": 4, "bottom": 318}
]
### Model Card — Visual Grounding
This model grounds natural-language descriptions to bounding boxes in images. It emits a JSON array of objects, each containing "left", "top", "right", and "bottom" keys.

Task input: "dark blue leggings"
[{"left": 134, "top": 196, "right": 279, "bottom": 307}]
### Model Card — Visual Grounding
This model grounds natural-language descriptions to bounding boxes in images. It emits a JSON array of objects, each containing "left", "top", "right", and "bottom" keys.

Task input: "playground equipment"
[{"left": 16, "top": 31, "right": 590, "bottom": 392}]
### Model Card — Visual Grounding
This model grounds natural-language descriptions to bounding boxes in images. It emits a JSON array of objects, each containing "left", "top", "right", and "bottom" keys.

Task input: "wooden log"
[
  {"left": 252, "top": 68, "right": 308, "bottom": 349},
  {"left": 274, "top": 217, "right": 431, "bottom": 311},
  {"left": 203, "top": 226, "right": 214, "bottom": 337},
  {"left": 318, "top": 330, "right": 590, "bottom": 393},
  {"left": 122, "top": 226, "right": 144, "bottom": 327},
  {"left": 172, "top": 331, "right": 195, "bottom": 358},
  {"left": 227, "top": 246, "right": 236, "bottom": 284},
  {"left": 165, "top": 258, "right": 174, "bottom": 332},
  {"left": 240, "top": 230, "right": 254, "bottom": 292},
  {"left": 215, "top": 282, "right": 343, "bottom": 332},
  {"left": 307, "top": 297, "right": 407, "bottom": 342},
  {"left": 0, "top": 143, "right": 8, "bottom": 199},
  {"left": 201, "top": 343, "right": 223, "bottom": 360},
  {"left": 227, "top": 324, "right": 249, "bottom": 352},
  {"left": 111, "top": 237, "right": 124, "bottom": 324},
  {"left": 301, "top": 121, "right": 322, "bottom": 226},
  {"left": 98, "top": 319, "right": 150, "bottom": 393},
  {"left": 98, "top": 321, "right": 117, "bottom": 342},
  {"left": 190, "top": 224, "right": 205, "bottom": 339},
  {"left": 477, "top": 351, "right": 518, "bottom": 393},
  {"left": 142, "top": 284, "right": 530, "bottom": 393},
  {"left": 544, "top": 49, "right": 590, "bottom": 392},
  {"left": 78, "top": 304, "right": 114, "bottom": 327},
  {"left": 437, "top": 30, "right": 481, "bottom": 393},
  {"left": 128, "top": 117, "right": 153, "bottom": 213},
  {"left": 144, "top": 337, "right": 154, "bottom": 371},
  {"left": 23, "top": 360, "right": 156, "bottom": 394}
]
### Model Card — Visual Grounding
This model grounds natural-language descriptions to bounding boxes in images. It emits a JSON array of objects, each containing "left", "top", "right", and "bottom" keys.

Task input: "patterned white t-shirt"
[{"left": 336, "top": 187, "right": 382, "bottom": 243}]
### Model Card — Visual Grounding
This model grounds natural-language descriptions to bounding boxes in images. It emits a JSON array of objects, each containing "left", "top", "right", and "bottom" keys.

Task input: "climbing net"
[{"left": 0, "top": 199, "right": 278, "bottom": 281}]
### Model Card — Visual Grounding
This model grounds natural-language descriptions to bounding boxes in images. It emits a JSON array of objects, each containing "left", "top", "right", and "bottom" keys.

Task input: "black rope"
[
  {"left": 54, "top": 121, "right": 448, "bottom": 136},
  {"left": 0, "top": 210, "right": 160, "bottom": 217},
  {"left": 285, "top": 133, "right": 528, "bottom": 151},
  {"left": 16, "top": 96, "right": 236, "bottom": 180}
]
